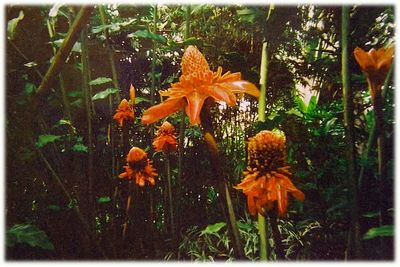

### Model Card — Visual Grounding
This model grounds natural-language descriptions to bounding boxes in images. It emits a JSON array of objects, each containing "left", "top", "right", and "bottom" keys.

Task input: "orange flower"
[
  {"left": 141, "top": 46, "right": 260, "bottom": 126},
  {"left": 354, "top": 47, "right": 394, "bottom": 101},
  {"left": 119, "top": 147, "right": 157, "bottom": 187},
  {"left": 153, "top": 121, "right": 178, "bottom": 153},
  {"left": 234, "top": 131, "right": 304, "bottom": 217},
  {"left": 113, "top": 99, "right": 134, "bottom": 127}
]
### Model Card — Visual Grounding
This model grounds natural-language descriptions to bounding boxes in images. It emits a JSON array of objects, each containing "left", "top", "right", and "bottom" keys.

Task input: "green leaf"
[
  {"left": 182, "top": 37, "right": 203, "bottom": 46},
  {"left": 97, "top": 196, "right": 111, "bottom": 204},
  {"left": 92, "top": 88, "right": 119, "bottom": 101},
  {"left": 7, "top": 224, "right": 54, "bottom": 250},
  {"left": 67, "top": 90, "right": 82, "bottom": 98},
  {"left": 363, "top": 225, "right": 394, "bottom": 240},
  {"left": 89, "top": 77, "right": 113, "bottom": 86},
  {"left": 68, "top": 198, "right": 78, "bottom": 209},
  {"left": 35, "top": 134, "right": 62, "bottom": 148},
  {"left": 323, "top": 117, "right": 337, "bottom": 134},
  {"left": 131, "top": 29, "right": 167, "bottom": 44},
  {"left": 307, "top": 95, "right": 318, "bottom": 114},
  {"left": 294, "top": 95, "right": 307, "bottom": 113},
  {"left": 362, "top": 211, "right": 380, "bottom": 218},
  {"left": 49, "top": 4, "right": 63, "bottom": 17},
  {"left": 200, "top": 222, "right": 226, "bottom": 236},
  {"left": 72, "top": 143, "right": 88, "bottom": 153},
  {"left": 135, "top": 96, "right": 151, "bottom": 104},
  {"left": 52, "top": 39, "right": 81, "bottom": 52},
  {"left": 24, "top": 82, "right": 36, "bottom": 96},
  {"left": 286, "top": 108, "right": 303, "bottom": 118},
  {"left": 7, "top": 10, "right": 24, "bottom": 40}
]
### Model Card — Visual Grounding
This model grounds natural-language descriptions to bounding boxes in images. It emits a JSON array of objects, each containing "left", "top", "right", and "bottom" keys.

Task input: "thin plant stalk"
[
  {"left": 176, "top": 5, "right": 190, "bottom": 242},
  {"left": 341, "top": 6, "right": 362, "bottom": 259},
  {"left": 81, "top": 26, "right": 95, "bottom": 236},
  {"left": 201, "top": 101, "right": 244, "bottom": 259},
  {"left": 257, "top": 41, "right": 269, "bottom": 261},
  {"left": 165, "top": 155, "right": 175, "bottom": 239},
  {"left": 122, "top": 184, "right": 133, "bottom": 240}
]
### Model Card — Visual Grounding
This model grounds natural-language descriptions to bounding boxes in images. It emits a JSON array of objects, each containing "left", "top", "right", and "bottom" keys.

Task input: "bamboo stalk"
[
  {"left": 341, "top": 6, "right": 362, "bottom": 259},
  {"left": 34, "top": 6, "right": 94, "bottom": 100}
]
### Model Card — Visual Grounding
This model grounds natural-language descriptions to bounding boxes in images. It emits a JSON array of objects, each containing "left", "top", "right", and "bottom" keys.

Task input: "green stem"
[
  {"left": 34, "top": 6, "right": 93, "bottom": 100},
  {"left": 81, "top": 26, "right": 95, "bottom": 237},
  {"left": 257, "top": 40, "right": 269, "bottom": 260},
  {"left": 166, "top": 155, "right": 175, "bottom": 239},
  {"left": 258, "top": 214, "right": 267, "bottom": 260},
  {"left": 341, "top": 6, "right": 361, "bottom": 259}
]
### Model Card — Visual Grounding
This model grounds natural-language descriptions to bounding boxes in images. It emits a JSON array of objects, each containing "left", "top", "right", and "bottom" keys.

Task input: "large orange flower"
[
  {"left": 141, "top": 46, "right": 260, "bottom": 125},
  {"left": 353, "top": 47, "right": 394, "bottom": 101},
  {"left": 113, "top": 99, "right": 134, "bottom": 127},
  {"left": 153, "top": 121, "right": 178, "bottom": 153},
  {"left": 235, "top": 131, "right": 304, "bottom": 217},
  {"left": 119, "top": 147, "right": 157, "bottom": 187}
]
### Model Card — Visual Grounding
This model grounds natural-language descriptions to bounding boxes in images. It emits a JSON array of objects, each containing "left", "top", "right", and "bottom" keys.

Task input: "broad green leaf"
[
  {"left": 294, "top": 95, "right": 307, "bottom": 113},
  {"left": 131, "top": 29, "right": 167, "bottom": 44},
  {"left": 92, "top": 88, "right": 119, "bottom": 101},
  {"left": 72, "top": 143, "right": 88, "bottom": 153},
  {"left": 307, "top": 95, "right": 318, "bottom": 114},
  {"left": 7, "top": 224, "right": 54, "bottom": 250},
  {"left": 97, "top": 196, "right": 111, "bottom": 204},
  {"left": 363, "top": 225, "right": 394, "bottom": 240},
  {"left": 7, "top": 10, "right": 24, "bottom": 40},
  {"left": 35, "top": 134, "right": 62, "bottom": 148},
  {"left": 89, "top": 77, "right": 113, "bottom": 86},
  {"left": 200, "top": 222, "right": 226, "bottom": 236}
]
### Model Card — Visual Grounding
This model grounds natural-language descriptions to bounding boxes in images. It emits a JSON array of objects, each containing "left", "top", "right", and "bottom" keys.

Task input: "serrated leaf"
[
  {"left": 97, "top": 196, "right": 111, "bottom": 204},
  {"left": 35, "top": 134, "right": 62, "bottom": 148},
  {"left": 89, "top": 77, "right": 113, "bottom": 86},
  {"left": 7, "top": 10, "right": 24, "bottom": 40},
  {"left": 131, "top": 29, "right": 167, "bottom": 44},
  {"left": 72, "top": 143, "right": 88, "bottom": 153},
  {"left": 92, "top": 88, "right": 119, "bottom": 101},
  {"left": 200, "top": 222, "right": 226, "bottom": 236},
  {"left": 7, "top": 224, "right": 54, "bottom": 250},
  {"left": 363, "top": 225, "right": 394, "bottom": 240}
]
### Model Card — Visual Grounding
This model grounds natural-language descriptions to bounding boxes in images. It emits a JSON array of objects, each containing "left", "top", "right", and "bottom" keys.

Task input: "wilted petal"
[{"left": 142, "top": 98, "right": 185, "bottom": 125}]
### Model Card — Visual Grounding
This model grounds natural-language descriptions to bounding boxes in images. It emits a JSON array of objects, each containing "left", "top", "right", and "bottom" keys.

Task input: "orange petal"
[
  {"left": 129, "top": 84, "right": 136, "bottom": 105},
  {"left": 141, "top": 97, "right": 186, "bottom": 125},
  {"left": 377, "top": 46, "right": 394, "bottom": 71},
  {"left": 208, "top": 84, "right": 237, "bottom": 106},
  {"left": 185, "top": 91, "right": 208, "bottom": 125},
  {"left": 221, "top": 81, "right": 260, "bottom": 98},
  {"left": 354, "top": 47, "right": 375, "bottom": 71}
]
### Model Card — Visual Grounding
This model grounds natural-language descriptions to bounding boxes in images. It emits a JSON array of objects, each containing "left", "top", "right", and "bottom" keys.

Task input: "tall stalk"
[
  {"left": 165, "top": 155, "right": 175, "bottom": 239},
  {"left": 341, "top": 6, "right": 361, "bottom": 259},
  {"left": 257, "top": 41, "right": 269, "bottom": 261},
  {"left": 176, "top": 5, "right": 190, "bottom": 242},
  {"left": 81, "top": 26, "right": 95, "bottom": 237}
]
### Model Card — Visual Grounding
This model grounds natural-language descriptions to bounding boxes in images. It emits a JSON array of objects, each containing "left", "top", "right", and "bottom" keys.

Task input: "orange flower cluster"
[
  {"left": 353, "top": 47, "right": 394, "bottom": 101},
  {"left": 153, "top": 121, "right": 178, "bottom": 153},
  {"left": 113, "top": 99, "right": 134, "bottom": 127},
  {"left": 119, "top": 147, "right": 157, "bottom": 187},
  {"left": 235, "top": 131, "right": 305, "bottom": 217},
  {"left": 141, "top": 46, "right": 260, "bottom": 126},
  {"left": 113, "top": 84, "right": 136, "bottom": 127}
]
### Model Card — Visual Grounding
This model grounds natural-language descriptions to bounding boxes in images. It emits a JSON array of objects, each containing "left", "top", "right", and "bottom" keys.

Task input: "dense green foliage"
[{"left": 6, "top": 4, "right": 394, "bottom": 260}]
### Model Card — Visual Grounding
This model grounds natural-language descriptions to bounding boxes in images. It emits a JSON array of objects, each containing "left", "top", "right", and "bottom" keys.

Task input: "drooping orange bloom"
[
  {"left": 113, "top": 99, "right": 134, "bottom": 127},
  {"left": 141, "top": 46, "right": 260, "bottom": 126},
  {"left": 153, "top": 121, "right": 178, "bottom": 153},
  {"left": 119, "top": 147, "right": 157, "bottom": 187},
  {"left": 234, "top": 131, "right": 305, "bottom": 217},
  {"left": 353, "top": 46, "right": 394, "bottom": 101}
]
